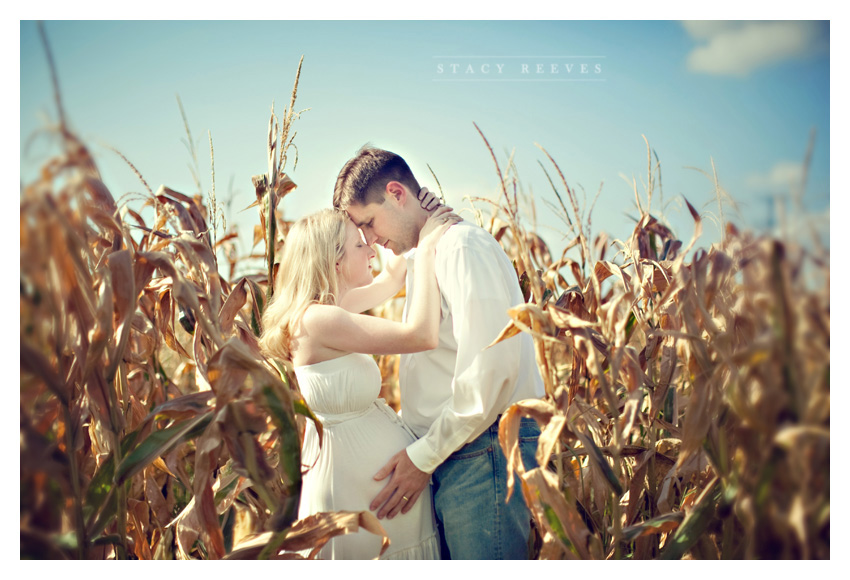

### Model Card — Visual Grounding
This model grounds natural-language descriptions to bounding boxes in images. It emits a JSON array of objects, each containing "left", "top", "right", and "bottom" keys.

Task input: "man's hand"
[
  {"left": 417, "top": 186, "right": 443, "bottom": 212},
  {"left": 370, "top": 449, "right": 431, "bottom": 519}
]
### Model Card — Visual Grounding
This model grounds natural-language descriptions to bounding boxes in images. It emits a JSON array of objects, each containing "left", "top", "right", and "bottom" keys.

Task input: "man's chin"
[{"left": 385, "top": 238, "right": 416, "bottom": 255}]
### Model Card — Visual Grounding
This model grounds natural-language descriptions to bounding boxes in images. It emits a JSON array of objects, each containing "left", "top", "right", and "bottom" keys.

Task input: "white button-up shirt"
[{"left": 400, "top": 221, "right": 545, "bottom": 474}]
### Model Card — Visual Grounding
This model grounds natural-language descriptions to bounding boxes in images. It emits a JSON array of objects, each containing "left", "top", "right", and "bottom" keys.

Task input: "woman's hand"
[
  {"left": 418, "top": 205, "right": 461, "bottom": 249},
  {"left": 417, "top": 186, "right": 443, "bottom": 212}
]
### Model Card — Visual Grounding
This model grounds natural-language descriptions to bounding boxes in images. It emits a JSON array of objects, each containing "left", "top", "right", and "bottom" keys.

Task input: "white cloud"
[
  {"left": 683, "top": 21, "right": 827, "bottom": 76},
  {"left": 746, "top": 161, "right": 804, "bottom": 192},
  {"left": 681, "top": 21, "right": 744, "bottom": 40},
  {"left": 770, "top": 203, "right": 829, "bottom": 250}
]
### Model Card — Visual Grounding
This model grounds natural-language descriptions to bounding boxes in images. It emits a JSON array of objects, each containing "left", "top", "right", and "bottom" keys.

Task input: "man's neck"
[{"left": 411, "top": 205, "right": 431, "bottom": 248}]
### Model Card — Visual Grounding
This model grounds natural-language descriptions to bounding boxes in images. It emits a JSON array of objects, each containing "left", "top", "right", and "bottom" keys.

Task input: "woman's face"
[{"left": 337, "top": 219, "right": 377, "bottom": 290}]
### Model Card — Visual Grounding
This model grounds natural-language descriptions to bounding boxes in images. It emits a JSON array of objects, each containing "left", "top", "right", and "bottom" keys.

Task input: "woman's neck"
[{"left": 336, "top": 285, "right": 350, "bottom": 304}]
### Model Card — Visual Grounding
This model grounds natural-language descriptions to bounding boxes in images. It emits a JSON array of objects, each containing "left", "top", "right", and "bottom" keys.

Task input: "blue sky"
[{"left": 20, "top": 19, "right": 830, "bottom": 272}]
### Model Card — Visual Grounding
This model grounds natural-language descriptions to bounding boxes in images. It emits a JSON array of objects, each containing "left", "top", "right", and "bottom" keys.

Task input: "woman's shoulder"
[
  {"left": 300, "top": 303, "right": 346, "bottom": 328},
  {"left": 292, "top": 304, "right": 350, "bottom": 366}
]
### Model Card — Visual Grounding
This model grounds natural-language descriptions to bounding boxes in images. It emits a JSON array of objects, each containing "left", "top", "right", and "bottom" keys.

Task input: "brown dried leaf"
[
  {"left": 227, "top": 511, "right": 389, "bottom": 560},
  {"left": 488, "top": 320, "right": 523, "bottom": 347},
  {"left": 617, "top": 389, "right": 645, "bottom": 444},
  {"left": 82, "top": 176, "right": 118, "bottom": 214},
  {"left": 593, "top": 261, "right": 615, "bottom": 284},
  {"left": 156, "top": 195, "right": 197, "bottom": 234},
  {"left": 252, "top": 224, "right": 264, "bottom": 249},
  {"left": 679, "top": 372, "right": 717, "bottom": 467},
  {"left": 488, "top": 303, "right": 555, "bottom": 348},
  {"left": 217, "top": 401, "right": 275, "bottom": 484},
  {"left": 657, "top": 449, "right": 708, "bottom": 513},
  {"left": 498, "top": 399, "right": 566, "bottom": 501},
  {"left": 148, "top": 391, "right": 215, "bottom": 422},
  {"left": 135, "top": 252, "right": 202, "bottom": 324},
  {"left": 193, "top": 321, "right": 212, "bottom": 391},
  {"left": 154, "top": 289, "right": 192, "bottom": 360},
  {"left": 207, "top": 338, "right": 281, "bottom": 407},
  {"left": 548, "top": 304, "right": 596, "bottom": 330},
  {"left": 157, "top": 185, "right": 195, "bottom": 204},
  {"left": 275, "top": 173, "right": 297, "bottom": 199},
  {"left": 185, "top": 201, "right": 211, "bottom": 244},
  {"left": 127, "top": 498, "right": 153, "bottom": 559},
  {"left": 145, "top": 473, "right": 173, "bottom": 529},
  {"left": 625, "top": 459, "right": 649, "bottom": 525},
  {"left": 520, "top": 467, "right": 595, "bottom": 559},
  {"left": 191, "top": 421, "right": 226, "bottom": 559},
  {"left": 649, "top": 345, "right": 677, "bottom": 419},
  {"left": 219, "top": 278, "right": 248, "bottom": 337},
  {"left": 620, "top": 512, "right": 684, "bottom": 542}
]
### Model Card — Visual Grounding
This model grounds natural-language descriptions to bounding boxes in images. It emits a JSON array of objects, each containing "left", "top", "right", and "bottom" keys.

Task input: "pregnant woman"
[{"left": 259, "top": 199, "right": 459, "bottom": 559}]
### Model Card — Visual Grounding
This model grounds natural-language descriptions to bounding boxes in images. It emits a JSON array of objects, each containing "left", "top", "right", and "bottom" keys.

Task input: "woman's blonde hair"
[{"left": 259, "top": 208, "right": 349, "bottom": 361}]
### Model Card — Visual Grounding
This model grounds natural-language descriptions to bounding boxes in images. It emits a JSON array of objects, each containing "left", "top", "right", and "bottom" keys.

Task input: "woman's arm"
[
  {"left": 338, "top": 252, "right": 406, "bottom": 314},
  {"left": 338, "top": 186, "right": 442, "bottom": 314},
  {"left": 304, "top": 207, "right": 460, "bottom": 355}
]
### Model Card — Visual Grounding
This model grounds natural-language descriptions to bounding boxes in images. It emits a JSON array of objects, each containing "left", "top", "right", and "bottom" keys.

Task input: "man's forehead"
[{"left": 344, "top": 203, "right": 375, "bottom": 227}]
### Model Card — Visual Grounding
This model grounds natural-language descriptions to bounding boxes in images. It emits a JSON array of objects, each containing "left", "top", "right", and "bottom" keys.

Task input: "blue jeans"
[{"left": 431, "top": 417, "right": 540, "bottom": 559}]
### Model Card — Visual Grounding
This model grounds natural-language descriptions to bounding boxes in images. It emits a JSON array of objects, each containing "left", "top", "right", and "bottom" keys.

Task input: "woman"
[{"left": 259, "top": 200, "right": 459, "bottom": 559}]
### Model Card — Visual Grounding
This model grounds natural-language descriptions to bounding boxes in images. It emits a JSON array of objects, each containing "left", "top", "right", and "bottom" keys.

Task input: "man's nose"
[{"left": 362, "top": 229, "right": 377, "bottom": 245}]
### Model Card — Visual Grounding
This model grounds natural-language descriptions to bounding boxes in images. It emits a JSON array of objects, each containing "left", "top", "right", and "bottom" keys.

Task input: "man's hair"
[{"left": 333, "top": 145, "right": 420, "bottom": 210}]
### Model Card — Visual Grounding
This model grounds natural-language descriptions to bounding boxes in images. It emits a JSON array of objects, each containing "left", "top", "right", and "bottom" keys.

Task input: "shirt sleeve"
[{"left": 406, "top": 234, "right": 522, "bottom": 473}]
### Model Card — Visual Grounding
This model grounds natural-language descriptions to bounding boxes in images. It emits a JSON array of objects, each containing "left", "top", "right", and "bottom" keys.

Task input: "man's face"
[{"left": 345, "top": 197, "right": 419, "bottom": 256}]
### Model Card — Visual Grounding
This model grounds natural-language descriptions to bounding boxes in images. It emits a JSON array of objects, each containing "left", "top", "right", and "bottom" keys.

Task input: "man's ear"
[{"left": 385, "top": 181, "right": 408, "bottom": 206}]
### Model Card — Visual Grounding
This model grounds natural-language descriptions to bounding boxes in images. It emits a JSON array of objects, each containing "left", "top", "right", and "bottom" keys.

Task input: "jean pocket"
[
  {"left": 447, "top": 444, "right": 493, "bottom": 461},
  {"left": 518, "top": 418, "right": 541, "bottom": 442}
]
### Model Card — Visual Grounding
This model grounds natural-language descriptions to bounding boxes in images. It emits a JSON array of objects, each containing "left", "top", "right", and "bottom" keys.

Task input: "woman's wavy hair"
[{"left": 259, "top": 208, "right": 349, "bottom": 361}]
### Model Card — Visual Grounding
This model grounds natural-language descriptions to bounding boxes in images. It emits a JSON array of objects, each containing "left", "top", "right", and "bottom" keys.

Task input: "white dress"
[{"left": 293, "top": 352, "right": 440, "bottom": 560}]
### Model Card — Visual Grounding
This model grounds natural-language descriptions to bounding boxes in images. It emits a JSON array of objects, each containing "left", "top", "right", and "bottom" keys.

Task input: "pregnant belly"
[{"left": 301, "top": 403, "right": 415, "bottom": 514}]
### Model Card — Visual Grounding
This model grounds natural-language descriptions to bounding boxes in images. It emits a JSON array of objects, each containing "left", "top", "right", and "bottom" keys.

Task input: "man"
[{"left": 333, "top": 146, "right": 545, "bottom": 559}]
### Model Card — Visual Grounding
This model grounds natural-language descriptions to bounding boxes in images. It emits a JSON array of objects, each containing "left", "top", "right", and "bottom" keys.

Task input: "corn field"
[{"left": 20, "top": 44, "right": 829, "bottom": 559}]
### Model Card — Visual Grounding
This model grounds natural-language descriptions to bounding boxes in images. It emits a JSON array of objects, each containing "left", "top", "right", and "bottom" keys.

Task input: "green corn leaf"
[
  {"left": 578, "top": 432, "right": 624, "bottom": 496},
  {"left": 115, "top": 413, "right": 212, "bottom": 485},
  {"left": 659, "top": 478, "right": 720, "bottom": 560},
  {"left": 85, "top": 429, "right": 141, "bottom": 511},
  {"left": 262, "top": 385, "right": 301, "bottom": 487},
  {"left": 542, "top": 503, "right": 577, "bottom": 557}
]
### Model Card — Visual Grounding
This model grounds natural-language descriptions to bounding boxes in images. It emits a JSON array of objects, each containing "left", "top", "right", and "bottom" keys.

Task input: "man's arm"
[
  {"left": 409, "top": 233, "right": 522, "bottom": 471},
  {"left": 370, "top": 232, "right": 523, "bottom": 518}
]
